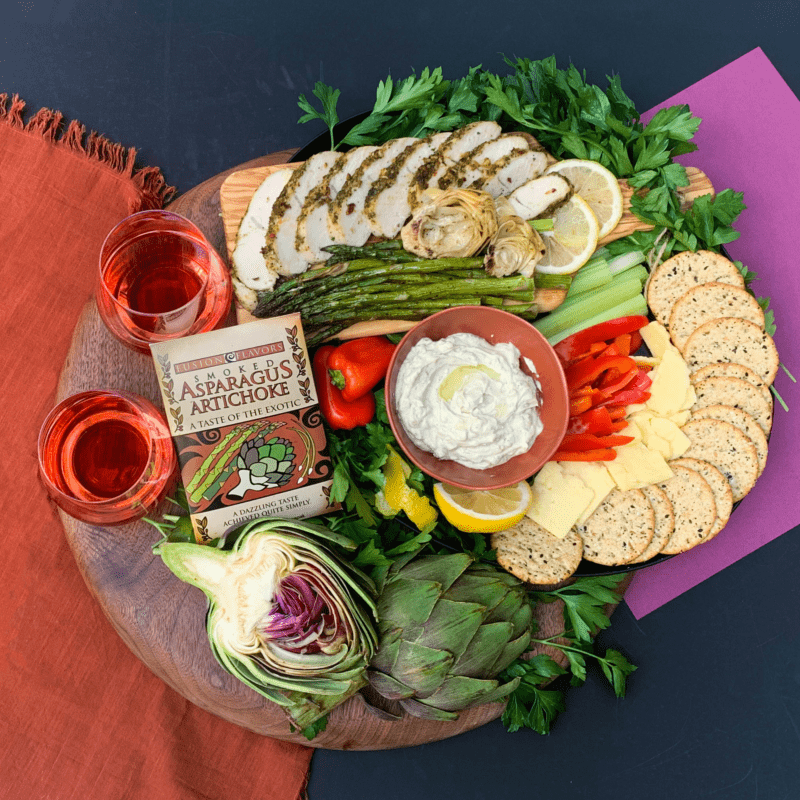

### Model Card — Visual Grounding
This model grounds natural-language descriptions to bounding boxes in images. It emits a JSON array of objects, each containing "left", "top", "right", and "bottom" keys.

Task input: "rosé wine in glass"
[
  {"left": 38, "top": 390, "right": 177, "bottom": 525},
  {"left": 97, "top": 210, "right": 232, "bottom": 352}
]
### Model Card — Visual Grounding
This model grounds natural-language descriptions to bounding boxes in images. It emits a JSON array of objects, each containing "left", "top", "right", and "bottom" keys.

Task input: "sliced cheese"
[
  {"left": 628, "top": 411, "right": 691, "bottom": 460},
  {"left": 640, "top": 321, "right": 672, "bottom": 359},
  {"left": 560, "top": 461, "right": 616, "bottom": 525},
  {"left": 605, "top": 442, "right": 674, "bottom": 491},
  {"left": 527, "top": 462, "right": 594, "bottom": 539},
  {"left": 646, "top": 347, "right": 692, "bottom": 417}
]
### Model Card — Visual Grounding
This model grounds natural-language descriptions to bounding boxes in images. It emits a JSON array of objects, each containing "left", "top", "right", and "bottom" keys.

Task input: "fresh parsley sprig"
[{"left": 499, "top": 574, "right": 637, "bottom": 734}]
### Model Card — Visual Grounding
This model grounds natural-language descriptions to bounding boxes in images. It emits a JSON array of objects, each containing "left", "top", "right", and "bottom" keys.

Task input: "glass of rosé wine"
[
  {"left": 96, "top": 210, "right": 233, "bottom": 353},
  {"left": 38, "top": 390, "right": 177, "bottom": 525}
]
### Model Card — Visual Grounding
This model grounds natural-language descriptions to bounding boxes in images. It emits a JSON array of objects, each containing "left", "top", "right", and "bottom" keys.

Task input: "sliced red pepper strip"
[
  {"left": 313, "top": 345, "right": 375, "bottom": 430},
  {"left": 558, "top": 433, "right": 635, "bottom": 451},
  {"left": 595, "top": 370, "right": 652, "bottom": 408},
  {"left": 554, "top": 315, "right": 649, "bottom": 363},
  {"left": 606, "top": 405, "right": 628, "bottom": 420},
  {"left": 327, "top": 335, "right": 397, "bottom": 402},
  {"left": 565, "top": 354, "right": 637, "bottom": 393},
  {"left": 566, "top": 406, "right": 616, "bottom": 436},
  {"left": 597, "top": 365, "right": 638, "bottom": 396},
  {"left": 628, "top": 330, "right": 643, "bottom": 354},
  {"left": 569, "top": 394, "right": 594, "bottom": 416},
  {"left": 551, "top": 448, "right": 617, "bottom": 462}
]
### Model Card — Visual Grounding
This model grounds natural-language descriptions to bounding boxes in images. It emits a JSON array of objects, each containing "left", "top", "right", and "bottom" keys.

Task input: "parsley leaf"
[{"left": 297, "top": 82, "right": 341, "bottom": 150}]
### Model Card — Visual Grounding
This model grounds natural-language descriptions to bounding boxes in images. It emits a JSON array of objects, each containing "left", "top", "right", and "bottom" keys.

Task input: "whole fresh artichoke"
[
  {"left": 367, "top": 553, "right": 533, "bottom": 720},
  {"left": 155, "top": 518, "right": 378, "bottom": 730}
]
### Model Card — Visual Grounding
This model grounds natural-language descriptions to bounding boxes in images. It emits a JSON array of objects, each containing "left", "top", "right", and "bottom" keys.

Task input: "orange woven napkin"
[{"left": 0, "top": 95, "right": 312, "bottom": 800}]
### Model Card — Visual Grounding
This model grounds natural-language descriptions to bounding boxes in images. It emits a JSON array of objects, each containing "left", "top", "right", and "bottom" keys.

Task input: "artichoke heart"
[
  {"left": 400, "top": 188, "right": 498, "bottom": 259},
  {"left": 367, "top": 553, "right": 533, "bottom": 721},
  {"left": 155, "top": 517, "right": 378, "bottom": 730},
  {"left": 484, "top": 197, "right": 546, "bottom": 278}
]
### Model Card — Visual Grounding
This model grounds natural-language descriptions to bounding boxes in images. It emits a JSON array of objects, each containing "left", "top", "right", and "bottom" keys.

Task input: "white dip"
[{"left": 395, "top": 332, "right": 543, "bottom": 470}]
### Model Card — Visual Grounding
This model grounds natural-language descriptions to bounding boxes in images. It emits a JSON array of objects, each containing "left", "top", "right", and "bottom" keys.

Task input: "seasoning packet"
[{"left": 150, "top": 314, "right": 337, "bottom": 543}]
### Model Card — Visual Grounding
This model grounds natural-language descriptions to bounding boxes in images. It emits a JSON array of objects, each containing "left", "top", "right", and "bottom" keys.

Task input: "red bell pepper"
[
  {"left": 567, "top": 407, "right": 626, "bottom": 436},
  {"left": 554, "top": 315, "right": 649, "bottom": 364},
  {"left": 566, "top": 354, "right": 637, "bottom": 393},
  {"left": 551, "top": 448, "right": 617, "bottom": 462},
  {"left": 313, "top": 345, "right": 375, "bottom": 430},
  {"left": 557, "top": 433, "right": 635, "bottom": 451},
  {"left": 327, "top": 336, "right": 397, "bottom": 402},
  {"left": 595, "top": 370, "right": 652, "bottom": 408}
]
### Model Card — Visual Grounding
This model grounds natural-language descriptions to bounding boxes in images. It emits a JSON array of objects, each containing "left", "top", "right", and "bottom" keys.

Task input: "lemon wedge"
[
  {"left": 378, "top": 446, "right": 438, "bottom": 530},
  {"left": 544, "top": 159, "right": 624, "bottom": 239},
  {"left": 536, "top": 194, "right": 600, "bottom": 275},
  {"left": 433, "top": 481, "right": 533, "bottom": 534}
]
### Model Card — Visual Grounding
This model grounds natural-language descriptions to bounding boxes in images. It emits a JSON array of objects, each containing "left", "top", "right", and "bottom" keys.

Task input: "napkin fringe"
[{"left": 0, "top": 93, "right": 176, "bottom": 210}]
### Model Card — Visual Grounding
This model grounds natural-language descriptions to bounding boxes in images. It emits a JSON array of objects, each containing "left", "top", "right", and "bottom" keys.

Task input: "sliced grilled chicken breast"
[
  {"left": 329, "top": 137, "right": 417, "bottom": 245},
  {"left": 230, "top": 167, "right": 294, "bottom": 306},
  {"left": 408, "top": 120, "right": 502, "bottom": 208},
  {"left": 263, "top": 150, "right": 341, "bottom": 277},
  {"left": 363, "top": 132, "right": 452, "bottom": 238},
  {"left": 481, "top": 149, "right": 550, "bottom": 197},
  {"left": 507, "top": 174, "right": 574, "bottom": 219},
  {"left": 295, "top": 145, "right": 378, "bottom": 264},
  {"left": 439, "top": 134, "right": 531, "bottom": 190}
]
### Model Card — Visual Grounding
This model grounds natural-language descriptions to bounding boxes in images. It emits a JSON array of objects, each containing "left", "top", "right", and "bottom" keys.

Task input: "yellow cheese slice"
[
  {"left": 605, "top": 442, "right": 674, "bottom": 491},
  {"left": 640, "top": 321, "right": 671, "bottom": 359},
  {"left": 527, "top": 462, "right": 594, "bottom": 539},
  {"left": 628, "top": 411, "right": 691, "bottom": 460},
  {"left": 646, "top": 348, "right": 692, "bottom": 417},
  {"left": 560, "top": 461, "right": 617, "bottom": 525}
]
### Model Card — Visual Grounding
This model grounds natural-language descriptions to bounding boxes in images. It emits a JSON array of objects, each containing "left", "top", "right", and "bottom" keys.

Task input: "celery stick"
[
  {"left": 566, "top": 258, "right": 612, "bottom": 298},
  {"left": 534, "top": 276, "right": 643, "bottom": 339},
  {"left": 608, "top": 250, "right": 646, "bottom": 275},
  {"left": 546, "top": 295, "right": 649, "bottom": 345}
]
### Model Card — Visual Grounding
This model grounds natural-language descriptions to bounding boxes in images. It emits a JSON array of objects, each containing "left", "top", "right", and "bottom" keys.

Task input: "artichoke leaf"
[
  {"left": 391, "top": 639, "right": 454, "bottom": 697},
  {"left": 377, "top": 577, "right": 441, "bottom": 628},
  {"left": 393, "top": 552, "right": 472, "bottom": 592},
  {"left": 413, "top": 674, "right": 521, "bottom": 713},
  {"left": 412, "top": 598, "right": 485, "bottom": 660},
  {"left": 449, "top": 621, "right": 517, "bottom": 678}
]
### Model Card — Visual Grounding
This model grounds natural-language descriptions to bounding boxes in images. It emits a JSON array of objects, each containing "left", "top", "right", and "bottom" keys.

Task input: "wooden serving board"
[
  {"left": 219, "top": 162, "right": 714, "bottom": 331},
  {"left": 56, "top": 150, "right": 606, "bottom": 750}
]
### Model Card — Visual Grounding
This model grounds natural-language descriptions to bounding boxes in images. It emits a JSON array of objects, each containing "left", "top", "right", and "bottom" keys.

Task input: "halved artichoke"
[
  {"left": 155, "top": 517, "right": 378, "bottom": 730},
  {"left": 367, "top": 553, "right": 533, "bottom": 721},
  {"left": 484, "top": 196, "right": 547, "bottom": 278},
  {"left": 400, "top": 188, "right": 498, "bottom": 259}
]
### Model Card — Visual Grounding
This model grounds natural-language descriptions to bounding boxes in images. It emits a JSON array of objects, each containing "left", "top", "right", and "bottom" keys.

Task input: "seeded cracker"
[
  {"left": 629, "top": 484, "right": 675, "bottom": 563},
  {"left": 646, "top": 250, "right": 745, "bottom": 327},
  {"left": 657, "top": 465, "right": 717, "bottom": 554},
  {"left": 690, "top": 362, "right": 772, "bottom": 408},
  {"left": 691, "top": 404, "right": 769, "bottom": 475},
  {"left": 691, "top": 376, "right": 773, "bottom": 436},
  {"left": 670, "top": 456, "right": 733, "bottom": 540},
  {"left": 667, "top": 282, "right": 765, "bottom": 352},
  {"left": 492, "top": 518, "right": 583, "bottom": 586},
  {"left": 680, "top": 418, "right": 759, "bottom": 502},
  {"left": 683, "top": 317, "right": 779, "bottom": 385},
  {"left": 577, "top": 488, "right": 654, "bottom": 566}
]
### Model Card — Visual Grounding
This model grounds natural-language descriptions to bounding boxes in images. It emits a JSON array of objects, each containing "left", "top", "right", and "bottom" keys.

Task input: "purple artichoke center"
[{"left": 259, "top": 573, "right": 342, "bottom": 654}]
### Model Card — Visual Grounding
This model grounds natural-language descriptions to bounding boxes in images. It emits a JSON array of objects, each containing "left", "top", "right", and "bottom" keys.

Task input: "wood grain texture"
[{"left": 57, "top": 149, "right": 623, "bottom": 749}]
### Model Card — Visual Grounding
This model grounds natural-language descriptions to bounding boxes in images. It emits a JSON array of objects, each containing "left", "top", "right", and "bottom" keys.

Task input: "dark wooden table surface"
[{"left": 4, "top": 1, "right": 800, "bottom": 797}]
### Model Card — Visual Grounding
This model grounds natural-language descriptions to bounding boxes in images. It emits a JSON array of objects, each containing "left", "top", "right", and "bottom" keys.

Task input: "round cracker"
[
  {"left": 576, "top": 488, "right": 654, "bottom": 566},
  {"left": 691, "top": 404, "right": 768, "bottom": 475},
  {"left": 646, "top": 250, "right": 745, "bottom": 326},
  {"left": 691, "top": 376, "right": 773, "bottom": 436},
  {"left": 492, "top": 518, "right": 583, "bottom": 586},
  {"left": 628, "top": 484, "right": 675, "bottom": 563},
  {"left": 670, "top": 456, "right": 733, "bottom": 540},
  {"left": 690, "top": 362, "right": 772, "bottom": 408},
  {"left": 683, "top": 317, "right": 779, "bottom": 385},
  {"left": 657, "top": 464, "right": 717, "bottom": 554},
  {"left": 668, "top": 282, "right": 764, "bottom": 352},
  {"left": 680, "top": 418, "right": 759, "bottom": 502}
]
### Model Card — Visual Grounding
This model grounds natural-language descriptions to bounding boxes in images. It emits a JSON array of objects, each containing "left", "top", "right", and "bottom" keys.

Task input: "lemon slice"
[
  {"left": 433, "top": 481, "right": 533, "bottom": 534},
  {"left": 536, "top": 194, "right": 600, "bottom": 275},
  {"left": 379, "top": 446, "right": 438, "bottom": 530},
  {"left": 544, "top": 159, "right": 624, "bottom": 239}
]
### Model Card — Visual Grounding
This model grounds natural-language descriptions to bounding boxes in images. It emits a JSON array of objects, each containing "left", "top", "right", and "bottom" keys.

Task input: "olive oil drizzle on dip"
[{"left": 395, "top": 333, "right": 543, "bottom": 470}]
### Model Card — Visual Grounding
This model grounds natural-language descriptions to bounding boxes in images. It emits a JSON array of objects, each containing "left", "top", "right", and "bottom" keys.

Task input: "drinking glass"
[
  {"left": 96, "top": 210, "right": 233, "bottom": 352},
  {"left": 38, "top": 390, "right": 177, "bottom": 525}
]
